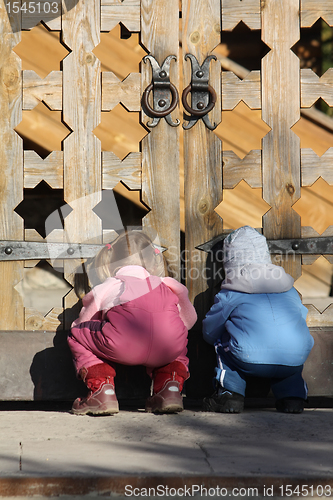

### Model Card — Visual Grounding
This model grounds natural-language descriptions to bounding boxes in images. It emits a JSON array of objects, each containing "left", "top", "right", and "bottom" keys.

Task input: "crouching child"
[{"left": 202, "top": 226, "right": 314, "bottom": 414}]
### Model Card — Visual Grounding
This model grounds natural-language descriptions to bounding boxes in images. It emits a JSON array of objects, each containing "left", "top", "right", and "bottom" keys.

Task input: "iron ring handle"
[
  {"left": 182, "top": 83, "right": 217, "bottom": 117},
  {"left": 142, "top": 82, "right": 179, "bottom": 118}
]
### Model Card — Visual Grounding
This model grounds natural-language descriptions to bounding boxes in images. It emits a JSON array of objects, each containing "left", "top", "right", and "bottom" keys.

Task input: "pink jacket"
[{"left": 72, "top": 265, "right": 197, "bottom": 330}]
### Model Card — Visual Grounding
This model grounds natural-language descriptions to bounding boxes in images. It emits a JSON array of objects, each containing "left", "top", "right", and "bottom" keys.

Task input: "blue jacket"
[{"left": 203, "top": 286, "right": 314, "bottom": 366}]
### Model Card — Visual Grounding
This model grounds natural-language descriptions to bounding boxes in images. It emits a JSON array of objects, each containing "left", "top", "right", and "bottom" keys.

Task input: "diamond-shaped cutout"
[
  {"left": 215, "top": 102, "right": 271, "bottom": 159},
  {"left": 93, "top": 183, "right": 149, "bottom": 231},
  {"left": 93, "top": 104, "right": 147, "bottom": 160},
  {"left": 14, "top": 23, "right": 69, "bottom": 79},
  {"left": 294, "top": 256, "right": 333, "bottom": 312},
  {"left": 93, "top": 24, "right": 147, "bottom": 78},
  {"left": 14, "top": 181, "right": 72, "bottom": 238},
  {"left": 292, "top": 178, "right": 333, "bottom": 234},
  {"left": 215, "top": 180, "right": 271, "bottom": 229},
  {"left": 15, "top": 260, "right": 72, "bottom": 316},
  {"left": 292, "top": 101, "right": 333, "bottom": 156},
  {"left": 15, "top": 101, "right": 71, "bottom": 157}
]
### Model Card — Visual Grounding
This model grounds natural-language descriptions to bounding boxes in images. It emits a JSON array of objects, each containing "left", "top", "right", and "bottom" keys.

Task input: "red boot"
[
  {"left": 72, "top": 363, "right": 119, "bottom": 415},
  {"left": 145, "top": 361, "right": 189, "bottom": 414}
]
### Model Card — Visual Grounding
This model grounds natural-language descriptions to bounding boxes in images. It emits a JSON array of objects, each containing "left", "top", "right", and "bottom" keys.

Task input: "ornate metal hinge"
[
  {"left": 142, "top": 55, "right": 180, "bottom": 128},
  {"left": 197, "top": 235, "right": 333, "bottom": 255},
  {"left": 182, "top": 54, "right": 217, "bottom": 130}
]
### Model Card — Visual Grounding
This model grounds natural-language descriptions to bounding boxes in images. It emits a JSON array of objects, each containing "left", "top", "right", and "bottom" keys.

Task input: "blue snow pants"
[{"left": 214, "top": 343, "right": 308, "bottom": 400}]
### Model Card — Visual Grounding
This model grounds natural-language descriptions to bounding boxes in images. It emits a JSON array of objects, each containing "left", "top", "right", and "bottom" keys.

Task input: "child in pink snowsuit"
[{"left": 68, "top": 230, "right": 197, "bottom": 415}]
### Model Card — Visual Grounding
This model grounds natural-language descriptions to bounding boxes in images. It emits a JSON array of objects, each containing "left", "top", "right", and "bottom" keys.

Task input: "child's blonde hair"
[{"left": 89, "top": 230, "right": 166, "bottom": 285}]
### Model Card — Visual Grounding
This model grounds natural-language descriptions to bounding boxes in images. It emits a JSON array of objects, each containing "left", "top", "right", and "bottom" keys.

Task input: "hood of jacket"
[{"left": 221, "top": 226, "right": 294, "bottom": 293}]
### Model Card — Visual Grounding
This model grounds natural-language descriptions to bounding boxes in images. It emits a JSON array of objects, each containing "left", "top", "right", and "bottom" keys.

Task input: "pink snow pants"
[{"left": 68, "top": 276, "right": 189, "bottom": 376}]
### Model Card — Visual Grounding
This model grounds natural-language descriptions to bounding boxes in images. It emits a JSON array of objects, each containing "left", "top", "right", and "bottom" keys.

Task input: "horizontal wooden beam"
[
  {"left": 101, "top": 0, "right": 140, "bottom": 32},
  {"left": 23, "top": 70, "right": 62, "bottom": 111},
  {"left": 102, "top": 72, "right": 141, "bottom": 111},
  {"left": 24, "top": 150, "right": 64, "bottom": 189}
]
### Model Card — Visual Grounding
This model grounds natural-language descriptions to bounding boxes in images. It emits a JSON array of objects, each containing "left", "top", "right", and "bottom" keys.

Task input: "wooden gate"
[{"left": 0, "top": 0, "right": 333, "bottom": 401}]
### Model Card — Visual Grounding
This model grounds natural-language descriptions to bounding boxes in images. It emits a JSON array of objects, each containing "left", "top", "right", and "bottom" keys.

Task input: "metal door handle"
[
  {"left": 182, "top": 83, "right": 217, "bottom": 117},
  {"left": 182, "top": 54, "right": 218, "bottom": 130},
  {"left": 142, "top": 55, "right": 180, "bottom": 128}
]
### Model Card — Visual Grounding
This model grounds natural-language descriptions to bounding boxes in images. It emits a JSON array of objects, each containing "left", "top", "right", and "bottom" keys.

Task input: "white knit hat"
[{"left": 223, "top": 226, "right": 271, "bottom": 270}]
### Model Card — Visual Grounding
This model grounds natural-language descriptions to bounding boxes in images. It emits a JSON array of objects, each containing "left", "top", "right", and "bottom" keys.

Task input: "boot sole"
[
  {"left": 203, "top": 398, "right": 244, "bottom": 414},
  {"left": 146, "top": 403, "right": 184, "bottom": 414},
  {"left": 72, "top": 404, "right": 119, "bottom": 416}
]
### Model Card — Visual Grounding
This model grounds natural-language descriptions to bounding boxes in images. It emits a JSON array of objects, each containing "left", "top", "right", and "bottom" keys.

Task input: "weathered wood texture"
[
  {"left": 24, "top": 151, "right": 64, "bottom": 189},
  {"left": 301, "top": 68, "right": 333, "bottom": 108},
  {"left": 62, "top": 0, "right": 102, "bottom": 327},
  {"left": 223, "top": 150, "right": 262, "bottom": 189},
  {"left": 300, "top": 0, "right": 333, "bottom": 27},
  {"left": 222, "top": 0, "right": 261, "bottom": 31},
  {"left": 102, "top": 71, "right": 141, "bottom": 111},
  {"left": 222, "top": 70, "right": 261, "bottom": 110},
  {"left": 261, "top": 0, "right": 302, "bottom": 280},
  {"left": 141, "top": 0, "right": 181, "bottom": 278},
  {"left": 0, "top": 6, "right": 24, "bottom": 330},
  {"left": 101, "top": 0, "right": 140, "bottom": 32},
  {"left": 102, "top": 152, "right": 142, "bottom": 190},
  {"left": 183, "top": 0, "right": 223, "bottom": 305},
  {"left": 182, "top": 0, "right": 223, "bottom": 397},
  {"left": 301, "top": 148, "right": 333, "bottom": 186},
  {"left": 0, "top": 0, "right": 333, "bottom": 400},
  {"left": 23, "top": 70, "right": 62, "bottom": 110}
]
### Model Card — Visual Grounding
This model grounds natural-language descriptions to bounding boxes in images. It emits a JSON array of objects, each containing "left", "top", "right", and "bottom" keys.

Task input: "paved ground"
[{"left": 0, "top": 398, "right": 332, "bottom": 498}]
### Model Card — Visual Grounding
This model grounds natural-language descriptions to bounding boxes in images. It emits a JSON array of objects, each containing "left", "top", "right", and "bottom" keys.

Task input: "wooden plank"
[
  {"left": 306, "top": 304, "right": 333, "bottom": 327},
  {"left": 182, "top": 0, "right": 223, "bottom": 397},
  {"left": 23, "top": 70, "right": 62, "bottom": 111},
  {"left": 0, "top": 7, "right": 24, "bottom": 330},
  {"left": 301, "top": 148, "right": 333, "bottom": 186},
  {"left": 101, "top": 0, "right": 140, "bottom": 32},
  {"left": 102, "top": 72, "right": 141, "bottom": 111},
  {"left": 182, "top": 0, "right": 223, "bottom": 299},
  {"left": 102, "top": 151, "right": 141, "bottom": 190},
  {"left": 261, "top": 0, "right": 302, "bottom": 280},
  {"left": 301, "top": 68, "right": 333, "bottom": 108},
  {"left": 300, "top": 0, "right": 333, "bottom": 28},
  {"left": 62, "top": 0, "right": 102, "bottom": 328},
  {"left": 222, "top": 0, "right": 261, "bottom": 30},
  {"left": 141, "top": 0, "right": 181, "bottom": 278},
  {"left": 222, "top": 70, "right": 261, "bottom": 110},
  {"left": 24, "top": 150, "right": 63, "bottom": 189},
  {"left": 223, "top": 150, "right": 262, "bottom": 188}
]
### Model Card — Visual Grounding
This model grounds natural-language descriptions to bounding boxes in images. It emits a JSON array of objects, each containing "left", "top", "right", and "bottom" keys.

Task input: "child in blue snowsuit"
[{"left": 202, "top": 226, "right": 314, "bottom": 414}]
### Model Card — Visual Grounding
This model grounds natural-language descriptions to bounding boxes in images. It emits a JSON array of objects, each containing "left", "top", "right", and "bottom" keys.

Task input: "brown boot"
[
  {"left": 145, "top": 361, "right": 188, "bottom": 414},
  {"left": 72, "top": 363, "right": 119, "bottom": 416}
]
